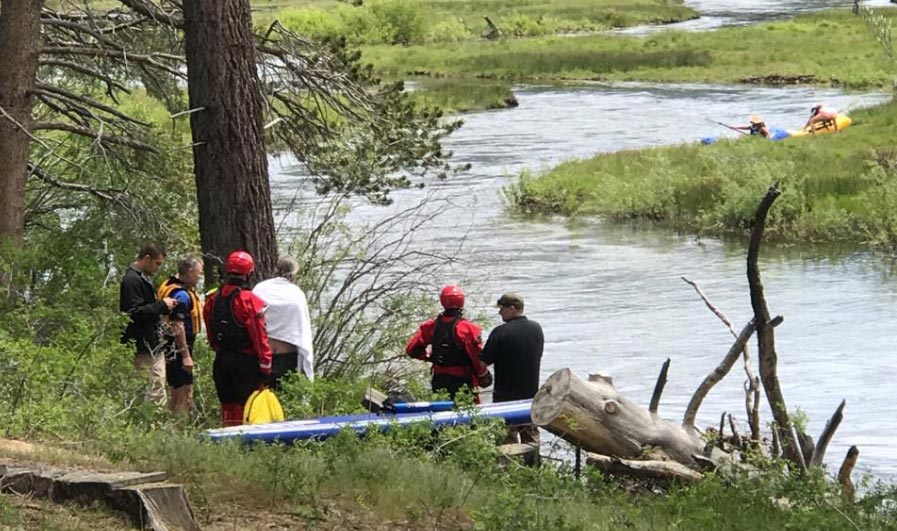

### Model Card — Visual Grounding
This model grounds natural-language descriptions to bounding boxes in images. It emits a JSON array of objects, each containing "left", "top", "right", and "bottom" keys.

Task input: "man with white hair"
[{"left": 253, "top": 256, "right": 314, "bottom": 384}]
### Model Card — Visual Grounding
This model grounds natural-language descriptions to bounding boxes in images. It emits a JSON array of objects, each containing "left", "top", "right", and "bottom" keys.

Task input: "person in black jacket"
[
  {"left": 481, "top": 292, "right": 544, "bottom": 445},
  {"left": 120, "top": 242, "right": 176, "bottom": 405}
]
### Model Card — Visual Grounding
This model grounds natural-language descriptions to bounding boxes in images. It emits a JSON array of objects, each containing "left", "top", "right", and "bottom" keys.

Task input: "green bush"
[
  {"left": 368, "top": 0, "right": 428, "bottom": 45},
  {"left": 277, "top": 8, "right": 342, "bottom": 41},
  {"left": 426, "top": 18, "right": 475, "bottom": 43}
]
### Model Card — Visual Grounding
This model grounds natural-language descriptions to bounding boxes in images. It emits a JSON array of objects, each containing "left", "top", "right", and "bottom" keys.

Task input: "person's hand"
[
  {"left": 478, "top": 370, "right": 493, "bottom": 388},
  {"left": 162, "top": 297, "right": 177, "bottom": 311},
  {"left": 182, "top": 356, "right": 194, "bottom": 373}
]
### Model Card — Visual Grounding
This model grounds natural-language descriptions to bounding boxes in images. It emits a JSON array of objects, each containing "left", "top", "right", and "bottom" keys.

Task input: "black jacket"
[
  {"left": 119, "top": 264, "right": 169, "bottom": 352},
  {"left": 481, "top": 316, "right": 544, "bottom": 402}
]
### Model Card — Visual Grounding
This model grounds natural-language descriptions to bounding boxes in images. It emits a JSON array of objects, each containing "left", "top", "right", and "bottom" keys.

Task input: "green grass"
[
  {"left": 264, "top": 0, "right": 698, "bottom": 45},
  {"left": 363, "top": 9, "right": 897, "bottom": 88},
  {"left": 86, "top": 427, "right": 897, "bottom": 531},
  {"left": 506, "top": 98, "right": 897, "bottom": 245},
  {"left": 408, "top": 78, "right": 517, "bottom": 113}
]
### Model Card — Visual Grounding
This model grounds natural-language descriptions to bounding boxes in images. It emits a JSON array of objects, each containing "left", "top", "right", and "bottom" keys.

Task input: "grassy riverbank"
[
  {"left": 364, "top": 9, "right": 897, "bottom": 88},
  {"left": 264, "top": 0, "right": 697, "bottom": 45},
  {"left": 6, "top": 416, "right": 897, "bottom": 531},
  {"left": 507, "top": 97, "right": 897, "bottom": 244}
]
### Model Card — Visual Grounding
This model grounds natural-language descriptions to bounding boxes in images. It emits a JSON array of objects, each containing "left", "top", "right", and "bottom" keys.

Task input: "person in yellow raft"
[
  {"left": 733, "top": 115, "right": 770, "bottom": 138},
  {"left": 805, "top": 103, "right": 839, "bottom": 133}
]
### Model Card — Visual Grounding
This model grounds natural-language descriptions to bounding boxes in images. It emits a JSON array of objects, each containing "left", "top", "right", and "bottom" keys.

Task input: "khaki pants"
[{"left": 134, "top": 351, "right": 167, "bottom": 406}]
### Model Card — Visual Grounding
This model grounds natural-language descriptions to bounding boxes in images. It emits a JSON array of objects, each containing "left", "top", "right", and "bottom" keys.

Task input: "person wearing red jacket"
[
  {"left": 203, "top": 251, "right": 273, "bottom": 427},
  {"left": 405, "top": 285, "right": 492, "bottom": 402}
]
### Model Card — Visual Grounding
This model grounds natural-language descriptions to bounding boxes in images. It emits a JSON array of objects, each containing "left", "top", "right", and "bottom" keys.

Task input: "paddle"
[
  {"left": 838, "top": 97, "right": 862, "bottom": 114},
  {"left": 704, "top": 117, "right": 748, "bottom": 136}
]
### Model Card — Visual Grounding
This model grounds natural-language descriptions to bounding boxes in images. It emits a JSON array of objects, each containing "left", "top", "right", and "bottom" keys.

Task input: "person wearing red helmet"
[
  {"left": 203, "top": 250, "right": 273, "bottom": 427},
  {"left": 405, "top": 285, "right": 493, "bottom": 402}
]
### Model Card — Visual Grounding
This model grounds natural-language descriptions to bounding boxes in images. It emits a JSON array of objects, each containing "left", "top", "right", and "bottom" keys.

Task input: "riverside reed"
[
  {"left": 507, "top": 98, "right": 897, "bottom": 245},
  {"left": 363, "top": 9, "right": 897, "bottom": 88}
]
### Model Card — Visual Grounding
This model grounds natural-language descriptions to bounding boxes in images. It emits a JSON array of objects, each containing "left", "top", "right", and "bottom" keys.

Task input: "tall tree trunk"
[
  {"left": 182, "top": 0, "right": 277, "bottom": 280},
  {"left": 0, "top": 0, "right": 42, "bottom": 246}
]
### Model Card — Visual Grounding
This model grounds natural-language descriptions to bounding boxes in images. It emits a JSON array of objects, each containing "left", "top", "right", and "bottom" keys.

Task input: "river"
[{"left": 270, "top": 1, "right": 897, "bottom": 480}]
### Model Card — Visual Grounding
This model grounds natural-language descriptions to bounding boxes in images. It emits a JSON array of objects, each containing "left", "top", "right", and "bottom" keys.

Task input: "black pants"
[
  {"left": 212, "top": 351, "right": 262, "bottom": 406},
  {"left": 431, "top": 373, "right": 473, "bottom": 401},
  {"left": 270, "top": 351, "right": 299, "bottom": 390}
]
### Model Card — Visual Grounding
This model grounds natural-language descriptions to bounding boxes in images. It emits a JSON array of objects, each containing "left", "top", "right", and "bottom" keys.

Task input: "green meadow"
[
  {"left": 363, "top": 9, "right": 897, "bottom": 89},
  {"left": 264, "top": 0, "right": 698, "bottom": 45}
]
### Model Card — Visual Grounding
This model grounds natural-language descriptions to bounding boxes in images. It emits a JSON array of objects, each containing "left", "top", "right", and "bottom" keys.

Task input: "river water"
[
  {"left": 617, "top": 0, "right": 893, "bottom": 34},
  {"left": 270, "top": 2, "right": 897, "bottom": 480}
]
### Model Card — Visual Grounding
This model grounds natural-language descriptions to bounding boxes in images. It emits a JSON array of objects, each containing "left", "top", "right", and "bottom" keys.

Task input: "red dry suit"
[
  {"left": 405, "top": 310, "right": 490, "bottom": 402},
  {"left": 204, "top": 282, "right": 272, "bottom": 426}
]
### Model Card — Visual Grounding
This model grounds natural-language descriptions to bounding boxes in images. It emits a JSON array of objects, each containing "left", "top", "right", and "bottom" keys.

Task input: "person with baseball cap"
[{"left": 482, "top": 292, "right": 544, "bottom": 445}]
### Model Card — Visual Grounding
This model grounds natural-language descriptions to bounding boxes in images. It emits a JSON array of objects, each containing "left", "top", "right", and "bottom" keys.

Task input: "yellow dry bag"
[{"left": 243, "top": 388, "right": 285, "bottom": 425}]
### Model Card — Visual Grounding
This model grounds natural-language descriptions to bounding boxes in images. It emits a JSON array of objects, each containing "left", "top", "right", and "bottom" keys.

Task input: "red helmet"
[
  {"left": 439, "top": 285, "right": 465, "bottom": 310},
  {"left": 225, "top": 250, "right": 254, "bottom": 276}
]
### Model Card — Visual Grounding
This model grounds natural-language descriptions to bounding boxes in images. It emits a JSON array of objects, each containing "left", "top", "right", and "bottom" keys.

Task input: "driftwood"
[
  {"left": 531, "top": 369, "right": 705, "bottom": 467},
  {"left": 838, "top": 446, "right": 859, "bottom": 503},
  {"left": 483, "top": 16, "right": 501, "bottom": 40},
  {"left": 810, "top": 400, "right": 846, "bottom": 467},
  {"left": 649, "top": 358, "right": 670, "bottom": 414},
  {"left": 586, "top": 453, "right": 703, "bottom": 484},
  {"left": 683, "top": 320, "right": 754, "bottom": 428},
  {"left": 681, "top": 276, "right": 763, "bottom": 443},
  {"left": 747, "top": 183, "right": 804, "bottom": 470}
]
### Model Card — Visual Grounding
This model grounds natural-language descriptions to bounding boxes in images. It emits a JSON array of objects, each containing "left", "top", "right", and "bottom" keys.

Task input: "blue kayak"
[
  {"left": 701, "top": 127, "right": 789, "bottom": 145},
  {"left": 389, "top": 400, "right": 455, "bottom": 413},
  {"left": 206, "top": 399, "right": 534, "bottom": 444}
]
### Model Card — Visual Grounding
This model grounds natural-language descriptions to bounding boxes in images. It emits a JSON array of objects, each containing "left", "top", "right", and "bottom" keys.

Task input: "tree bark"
[
  {"left": 182, "top": 0, "right": 277, "bottom": 280},
  {"left": 531, "top": 368, "right": 705, "bottom": 467},
  {"left": 0, "top": 0, "right": 43, "bottom": 245},
  {"left": 747, "top": 183, "right": 803, "bottom": 470}
]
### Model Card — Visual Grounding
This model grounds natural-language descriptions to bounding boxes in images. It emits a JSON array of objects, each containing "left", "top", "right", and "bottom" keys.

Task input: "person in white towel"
[{"left": 252, "top": 256, "right": 314, "bottom": 386}]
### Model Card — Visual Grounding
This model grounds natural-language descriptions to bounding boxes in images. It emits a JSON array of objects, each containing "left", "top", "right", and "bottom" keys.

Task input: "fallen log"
[
  {"left": 531, "top": 368, "right": 705, "bottom": 467},
  {"left": 586, "top": 453, "right": 703, "bottom": 484}
]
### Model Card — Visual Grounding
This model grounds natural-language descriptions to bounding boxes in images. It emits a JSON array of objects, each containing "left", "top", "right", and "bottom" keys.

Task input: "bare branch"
[
  {"left": 683, "top": 320, "right": 755, "bottom": 428},
  {"left": 837, "top": 446, "right": 859, "bottom": 502},
  {"left": 682, "top": 275, "right": 763, "bottom": 440},
  {"left": 41, "top": 16, "right": 127, "bottom": 50},
  {"left": 27, "top": 163, "right": 124, "bottom": 202},
  {"left": 809, "top": 399, "right": 846, "bottom": 467},
  {"left": 748, "top": 182, "right": 804, "bottom": 470},
  {"left": 32, "top": 83, "right": 149, "bottom": 126},
  {"left": 117, "top": 0, "right": 185, "bottom": 29},
  {"left": 649, "top": 358, "right": 670, "bottom": 414},
  {"left": 40, "top": 47, "right": 185, "bottom": 78},
  {"left": 32, "top": 121, "right": 158, "bottom": 152},
  {"left": 39, "top": 59, "right": 131, "bottom": 96}
]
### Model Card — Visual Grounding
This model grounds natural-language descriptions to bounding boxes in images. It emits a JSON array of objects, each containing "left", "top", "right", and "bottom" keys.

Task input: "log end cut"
[{"left": 531, "top": 367, "right": 573, "bottom": 426}]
